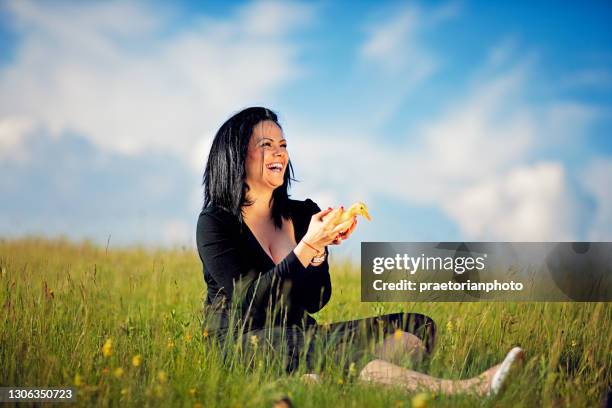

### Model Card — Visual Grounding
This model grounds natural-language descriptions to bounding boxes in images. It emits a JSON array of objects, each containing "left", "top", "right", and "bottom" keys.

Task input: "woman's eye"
[{"left": 281, "top": 145, "right": 287, "bottom": 149}]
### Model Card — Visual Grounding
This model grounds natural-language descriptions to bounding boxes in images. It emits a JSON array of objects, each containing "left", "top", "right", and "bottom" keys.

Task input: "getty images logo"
[{"left": 372, "top": 250, "right": 487, "bottom": 275}]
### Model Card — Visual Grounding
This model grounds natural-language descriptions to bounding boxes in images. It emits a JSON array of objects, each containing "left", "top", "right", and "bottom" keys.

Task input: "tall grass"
[{"left": 0, "top": 237, "right": 610, "bottom": 407}]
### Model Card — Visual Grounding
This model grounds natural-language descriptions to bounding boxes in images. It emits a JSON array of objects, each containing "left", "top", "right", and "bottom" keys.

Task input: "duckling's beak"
[{"left": 362, "top": 208, "right": 372, "bottom": 221}]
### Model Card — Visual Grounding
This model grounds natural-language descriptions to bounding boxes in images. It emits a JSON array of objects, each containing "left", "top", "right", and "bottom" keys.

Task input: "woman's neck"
[{"left": 242, "top": 189, "right": 274, "bottom": 223}]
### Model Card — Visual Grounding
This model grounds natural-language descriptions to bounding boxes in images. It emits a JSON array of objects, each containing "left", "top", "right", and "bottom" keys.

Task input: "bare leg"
[
  {"left": 359, "top": 359, "right": 500, "bottom": 396},
  {"left": 302, "top": 330, "right": 425, "bottom": 384},
  {"left": 359, "top": 347, "right": 524, "bottom": 397}
]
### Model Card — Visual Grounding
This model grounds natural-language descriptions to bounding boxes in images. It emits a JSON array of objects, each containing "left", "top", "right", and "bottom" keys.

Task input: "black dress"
[{"left": 196, "top": 198, "right": 436, "bottom": 373}]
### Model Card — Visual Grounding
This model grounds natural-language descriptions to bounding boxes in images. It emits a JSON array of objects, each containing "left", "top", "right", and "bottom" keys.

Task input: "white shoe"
[{"left": 489, "top": 347, "right": 524, "bottom": 396}]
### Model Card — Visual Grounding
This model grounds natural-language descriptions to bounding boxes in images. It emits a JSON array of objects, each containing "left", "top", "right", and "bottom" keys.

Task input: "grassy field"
[{"left": 1, "top": 237, "right": 610, "bottom": 407}]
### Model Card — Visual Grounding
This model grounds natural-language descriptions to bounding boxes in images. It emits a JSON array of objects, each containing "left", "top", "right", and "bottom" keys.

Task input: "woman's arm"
[
  {"left": 197, "top": 209, "right": 309, "bottom": 311},
  {"left": 300, "top": 251, "right": 332, "bottom": 313},
  {"left": 293, "top": 199, "right": 332, "bottom": 313}
]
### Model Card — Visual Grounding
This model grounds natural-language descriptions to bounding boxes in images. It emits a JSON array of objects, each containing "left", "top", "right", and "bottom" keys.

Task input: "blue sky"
[{"left": 1, "top": 0, "right": 611, "bottom": 259}]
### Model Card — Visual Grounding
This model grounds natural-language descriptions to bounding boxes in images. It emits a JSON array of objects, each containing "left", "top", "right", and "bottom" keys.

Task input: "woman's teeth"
[{"left": 266, "top": 163, "right": 283, "bottom": 172}]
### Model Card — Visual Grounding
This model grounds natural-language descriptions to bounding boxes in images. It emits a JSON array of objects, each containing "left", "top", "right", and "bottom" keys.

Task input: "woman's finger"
[
  {"left": 314, "top": 207, "right": 334, "bottom": 221},
  {"left": 347, "top": 218, "right": 358, "bottom": 234},
  {"left": 339, "top": 219, "right": 358, "bottom": 241},
  {"left": 329, "top": 233, "right": 342, "bottom": 244},
  {"left": 331, "top": 218, "right": 353, "bottom": 233},
  {"left": 322, "top": 207, "right": 343, "bottom": 226}
]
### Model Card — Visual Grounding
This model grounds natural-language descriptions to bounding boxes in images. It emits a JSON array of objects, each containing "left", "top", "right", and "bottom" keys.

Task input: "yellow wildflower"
[
  {"left": 102, "top": 338, "right": 113, "bottom": 357},
  {"left": 158, "top": 370, "right": 168, "bottom": 383},
  {"left": 132, "top": 354, "right": 142, "bottom": 367},
  {"left": 446, "top": 320, "right": 454, "bottom": 333},
  {"left": 411, "top": 392, "right": 430, "bottom": 408},
  {"left": 570, "top": 340, "right": 577, "bottom": 348},
  {"left": 189, "top": 388, "right": 197, "bottom": 397},
  {"left": 337, "top": 378, "right": 344, "bottom": 385},
  {"left": 113, "top": 367, "right": 124, "bottom": 378},
  {"left": 249, "top": 335, "right": 259, "bottom": 347},
  {"left": 120, "top": 388, "right": 128, "bottom": 396},
  {"left": 394, "top": 328, "right": 404, "bottom": 340},
  {"left": 202, "top": 330, "right": 209, "bottom": 338},
  {"left": 167, "top": 338, "right": 175, "bottom": 349},
  {"left": 185, "top": 333, "right": 193, "bottom": 342},
  {"left": 74, "top": 373, "right": 83, "bottom": 387}
]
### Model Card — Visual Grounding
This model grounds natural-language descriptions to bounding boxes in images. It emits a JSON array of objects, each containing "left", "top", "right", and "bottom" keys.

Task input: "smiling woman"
[{"left": 195, "top": 107, "right": 522, "bottom": 397}]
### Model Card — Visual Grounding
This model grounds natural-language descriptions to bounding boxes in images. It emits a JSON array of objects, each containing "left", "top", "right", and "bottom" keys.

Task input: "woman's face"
[{"left": 245, "top": 120, "right": 288, "bottom": 194}]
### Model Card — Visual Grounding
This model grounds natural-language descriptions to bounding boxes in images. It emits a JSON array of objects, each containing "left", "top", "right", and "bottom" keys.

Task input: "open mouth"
[{"left": 265, "top": 162, "right": 284, "bottom": 173}]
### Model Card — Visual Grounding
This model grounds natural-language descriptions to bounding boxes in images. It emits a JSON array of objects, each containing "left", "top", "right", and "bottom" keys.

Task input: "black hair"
[{"left": 202, "top": 107, "right": 296, "bottom": 229}]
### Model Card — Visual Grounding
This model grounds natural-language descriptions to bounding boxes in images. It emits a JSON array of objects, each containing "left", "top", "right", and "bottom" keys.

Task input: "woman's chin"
[{"left": 267, "top": 178, "right": 285, "bottom": 189}]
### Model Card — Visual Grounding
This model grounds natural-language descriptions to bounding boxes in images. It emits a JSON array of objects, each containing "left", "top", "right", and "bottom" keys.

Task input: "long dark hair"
[{"left": 202, "top": 107, "right": 296, "bottom": 229}]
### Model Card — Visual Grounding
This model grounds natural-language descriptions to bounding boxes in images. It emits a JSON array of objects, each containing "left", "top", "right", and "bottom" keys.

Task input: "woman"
[{"left": 196, "top": 107, "right": 523, "bottom": 396}]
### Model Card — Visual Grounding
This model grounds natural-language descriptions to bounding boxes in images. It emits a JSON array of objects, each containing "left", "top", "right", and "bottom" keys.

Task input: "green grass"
[{"left": 1, "top": 237, "right": 610, "bottom": 407}]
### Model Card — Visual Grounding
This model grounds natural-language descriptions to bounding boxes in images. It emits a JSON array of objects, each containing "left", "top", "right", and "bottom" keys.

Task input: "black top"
[{"left": 196, "top": 198, "right": 331, "bottom": 335}]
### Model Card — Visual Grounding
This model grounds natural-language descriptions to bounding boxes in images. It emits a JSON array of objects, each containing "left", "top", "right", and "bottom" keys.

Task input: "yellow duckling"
[
  {"left": 326, "top": 202, "right": 372, "bottom": 237},
  {"left": 340, "top": 201, "right": 372, "bottom": 222}
]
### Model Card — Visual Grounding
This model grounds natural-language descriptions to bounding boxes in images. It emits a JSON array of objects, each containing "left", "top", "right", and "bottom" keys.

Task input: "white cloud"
[
  {"left": 411, "top": 67, "right": 534, "bottom": 194},
  {"left": 534, "top": 101, "right": 599, "bottom": 147},
  {"left": 360, "top": 7, "right": 419, "bottom": 66},
  {"left": 354, "top": 2, "right": 460, "bottom": 130},
  {"left": 290, "top": 64, "right": 535, "bottom": 195},
  {"left": 0, "top": 0, "right": 315, "bottom": 172},
  {"left": 583, "top": 158, "right": 612, "bottom": 240},
  {"left": 237, "top": 0, "right": 316, "bottom": 37},
  {"left": 287, "top": 57, "right": 600, "bottom": 241},
  {"left": 0, "top": 116, "right": 34, "bottom": 162},
  {"left": 359, "top": 2, "right": 453, "bottom": 79},
  {"left": 444, "top": 162, "right": 580, "bottom": 240}
]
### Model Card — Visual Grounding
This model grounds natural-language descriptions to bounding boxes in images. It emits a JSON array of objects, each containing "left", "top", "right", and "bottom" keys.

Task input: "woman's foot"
[
  {"left": 489, "top": 346, "right": 524, "bottom": 396},
  {"left": 473, "top": 347, "right": 525, "bottom": 396}
]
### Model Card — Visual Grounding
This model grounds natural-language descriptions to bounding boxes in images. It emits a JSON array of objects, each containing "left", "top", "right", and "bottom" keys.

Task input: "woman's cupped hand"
[{"left": 303, "top": 207, "right": 357, "bottom": 251}]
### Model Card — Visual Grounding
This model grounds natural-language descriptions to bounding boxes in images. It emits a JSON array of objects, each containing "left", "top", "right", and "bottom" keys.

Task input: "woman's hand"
[
  {"left": 330, "top": 216, "right": 357, "bottom": 245},
  {"left": 302, "top": 207, "right": 354, "bottom": 252}
]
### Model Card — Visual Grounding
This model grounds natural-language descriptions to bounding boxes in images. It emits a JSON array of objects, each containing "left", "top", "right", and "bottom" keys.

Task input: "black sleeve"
[
  {"left": 294, "top": 199, "right": 332, "bottom": 313},
  {"left": 196, "top": 209, "right": 307, "bottom": 310}
]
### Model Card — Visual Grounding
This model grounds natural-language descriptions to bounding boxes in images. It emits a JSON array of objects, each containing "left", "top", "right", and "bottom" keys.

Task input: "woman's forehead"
[{"left": 251, "top": 120, "right": 285, "bottom": 141}]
